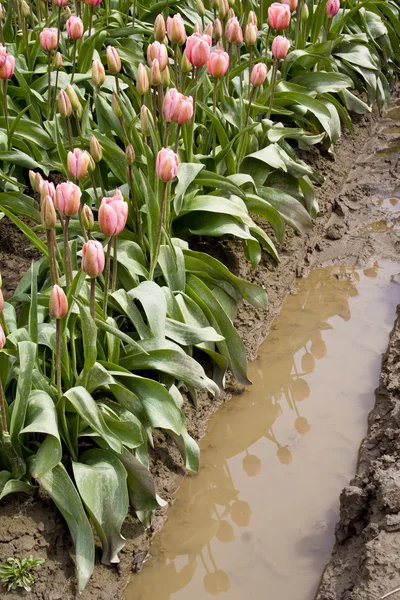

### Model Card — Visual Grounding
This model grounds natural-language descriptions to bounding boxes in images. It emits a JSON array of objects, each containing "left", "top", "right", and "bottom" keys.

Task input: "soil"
[{"left": 1, "top": 88, "right": 400, "bottom": 599}]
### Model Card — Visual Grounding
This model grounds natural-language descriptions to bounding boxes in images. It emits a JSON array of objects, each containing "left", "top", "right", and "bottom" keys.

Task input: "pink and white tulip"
[
  {"left": 67, "top": 149, "right": 90, "bottom": 180},
  {"left": 185, "top": 33, "right": 212, "bottom": 67},
  {"left": 82, "top": 240, "right": 105, "bottom": 278},
  {"left": 98, "top": 191, "right": 128, "bottom": 236},
  {"left": 55, "top": 181, "right": 81, "bottom": 216},
  {"left": 268, "top": 3, "right": 291, "bottom": 30},
  {"left": 40, "top": 28, "right": 58, "bottom": 51},
  {"left": 156, "top": 148, "right": 179, "bottom": 182},
  {"left": 207, "top": 49, "right": 230, "bottom": 77}
]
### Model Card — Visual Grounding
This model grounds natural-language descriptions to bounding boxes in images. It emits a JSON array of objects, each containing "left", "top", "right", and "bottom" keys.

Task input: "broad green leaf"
[
  {"left": 0, "top": 478, "right": 34, "bottom": 500},
  {"left": 291, "top": 71, "right": 354, "bottom": 93},
  {"left": 78, "top": 302, "right": 97, "bottom": 373},
  {"left": 165, "top": 317, "right": 224, "bottom": 346},
  {"left": 158, "top": 245, "right": 185, "bottom": 292},
  {"left": 258, "top": 187, "right": 313, "bottom": 233},
  {"left": 128, "top": 281, "right": 167, "bottom": 340},
  {"left": 10, "top": 341, "right": 36, "bottom": 446},
  {"left": 174, "top": 163, "right": 205, "bottom": 215},
  {"left": 119, "top": 447, "right": 166, "bottom": 511}
]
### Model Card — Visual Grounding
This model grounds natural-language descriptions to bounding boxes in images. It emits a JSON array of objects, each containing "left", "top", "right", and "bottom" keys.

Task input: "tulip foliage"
[{"left": 0, "top": 0, "right": 398, "bottom": 591}]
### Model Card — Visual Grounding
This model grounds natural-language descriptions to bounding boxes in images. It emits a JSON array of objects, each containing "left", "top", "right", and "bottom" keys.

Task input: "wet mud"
[{"left": 1, "top": 89, "right": 400, "bottom": 599}]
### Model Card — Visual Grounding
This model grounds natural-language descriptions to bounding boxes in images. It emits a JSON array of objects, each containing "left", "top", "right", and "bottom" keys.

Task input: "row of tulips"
[{"left": 0, "top": 0, "right": 398, "bottom": 592}]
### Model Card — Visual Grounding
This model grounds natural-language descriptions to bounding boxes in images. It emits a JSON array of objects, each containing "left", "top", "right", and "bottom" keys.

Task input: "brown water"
[{"left": 126, "top": 262, "right": 400, "bottom": 600}]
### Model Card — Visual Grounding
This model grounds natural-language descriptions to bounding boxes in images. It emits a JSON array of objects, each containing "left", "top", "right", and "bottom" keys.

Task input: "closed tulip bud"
[
  {"left": 0, "top": 54, "right": 15, "bottom": 79},
  {"left": 39, "top": 179, "right": 56, "bottom": 202},
  {"left": 196, "top": 0, "right": 205, "bottom": 17},
  {"left": 87, "top": 154, "right": 95, "bottom": 173},
  {"left": 90, "top": 136, "right": 102, "bottom": 163},
  {"left": 21, "top": 1, "right": 30, "bottom": 17},
  {"left": 0, "top": 45, "right": 6, "bottom": 68},
  {"left": 98, "top": 191, "right": 128, "bottom": 235},
  {"left": 162, "top": 88, "right": 193, "bottom": 124},
  {"left": 0, "top": 289, "right": 4, "bottom": 313},
  {"left": 41, "top": 195, "right": 57, "bottom": 229},
  {"left": 218, "top": 0, "right": 228, "bottom": 19},
  {"left": 82, "top": 204, "right": 94, "bottom": 230},
  {"left": 228, "top": 0, "right": 235, "bottom": 6},
  {"left": 282, "top": 0, "right": 298, "bottom": 12},
  {"left": 65, "top": 84, "right": 80, "bottom": 111},
  {"left": 39, "top": 27, "right": 57, "bottom": 52},
  {"left": 0, "top": 5, "right": 4, "bottom": 19},
  {"left": 154, "top": 14, "right": 166, "bottom": 42},
  {"left": 326, "top": 0, "right": 340, "bottom": 17},
  {"left": 213, "top": 19, "right": 222, "bottom": 41},
  {"left": 250, "top": 62, "right": 268, "bottom": 86},
  {"left": 84, "top": 0, "right": 101, "bottom": 5},
  {"left": 67, "top": 148, "right": 90, "bottom": 180},
  {"left": 54, "top": 0, "right": 68, "bottom": 5},
  {"left": 301, "top": 2, "right": 309, "bottom": 20},
  {"left": 193, "top": 23, "right": 202, "bottom": 34},
  {"left": 55, "top": 181, "right": 81, "bottom": 216},
  {"left": 181, "top": 49, "right": 192, "bottom": 74},
  {"left": 156, "top": 148, "right": 179, "bottom": 182},
  {"left": 64, "top": 6, "right": 71, "bottom": 17},
  {"left": 111, "top": 92, "right": 122, "bottom": 117},
  {"left": 0, "top": 325, "right": 6, "bottom": 350},
  {"left": 210, "top": 0, "right": 218, "bottom": 8},
  {"left": 160, "top": 65, "right": 170, "bottom": 87},
  {"left": 268, "top": 3, "right": 291, "bottom": 30},
  {"left": 186, "top": 33, "right": 212, "bottom": 67},
  {"left": 66, "top": 16, "right": 84, "bottom": 39},
  {"left": 245, "top": 23, "right": 258, "bottom": 45},
  {"left": 203, "top": 23, "right": 213, "bottom": 37},
  {"left": 248, "top": 10, "right": 257, "bottom": 25},
  {"left": 125, "top": 144, "right": 135, "bottom": 165},
  {"left": 29, "top": 171, "right": 43, "bottom": 194},
  {"left": 147, "top": 41, "right": 168, "bottom": 71},
  {"left": 82, "top": 240, "right": 105, "bottom": 278},
  {"left": 49, "top": 285, "right": 68, "bottom": 319},
  {"left": 106, "top": 45, "right": 122, "bottom": 74},
  {"left": 167, "top": 13, "right": 186, "bottom": 45},
  {"left": 227, "top": 7, "right": 235, "bottom": 19},
  {"left": 91, "top": 59, "right": 105, "bottom": 87},
  {"left": 225, "top": 17, "right": 243, "bottom": 45},
  {"left": 150, "top": 59, "right": 161, "bottom": 86},
  {"left": 207, "top": 48, "right": 230, "bottom": 77},
  {"left": 58, "top": 89, "right": 73, "bottom": 117},
  {"left": 271, "top": 35, "right": 290, "bottom": 59},
  {"left": 136, "top": 63, "right": 149, "bottom": 94},
  {"left": 140, "top": 105, "right": 153, "bottom": 135},
  {"left": 55, "top": 51, "right": 63, "bottom": 69}
]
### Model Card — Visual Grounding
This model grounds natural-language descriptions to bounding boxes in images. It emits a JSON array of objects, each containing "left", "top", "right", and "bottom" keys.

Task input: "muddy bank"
[{"left": 0, "top": 92, "right": 398, "bottom": 599}]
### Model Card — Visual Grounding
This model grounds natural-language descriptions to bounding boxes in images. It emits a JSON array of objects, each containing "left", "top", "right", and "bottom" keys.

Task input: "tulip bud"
[
  {"left": 39, "top": 179, "right": 56, "bottom": 202},
  {"left": 154, "top": 14, "right": 166, "bottom": 42},
  {"left": 98, "top": 192, "right": 128, "bottom": 236},
  {"left": 0, "top": 289, "right": 4, "bottom": 313},
  {"left": 0, "top": 54, "right": 14, "bottom": 80},
  {"left": 227, "top": 7, "right": 235, "bottom": 19},
  {"left": 213, "top": 19, "right": 222, "bottom": 41},
  {"left": 268, "top": 3, "right": 291, "bottom": 30},
  {"left": 40, "top": 27, "right": 58, "bottom": 51},
  {"left": 21, "top": 1, "right": 30, "bottom": 17},
  {"left": 65, "top": 84, "right": 80, "bottom": 111},
  {"left": 64, "top": 6, "right": 71, "bottom": 17},
  {"left": 301, "top": 2, "right": 309, "bottom": 20},
  {"left": 326, "top": 0, "right": 340, "bottom": 17},
  {"left": 225, "top": 17, "right": 243, "bottom": 45},
  {"left": 91, "top": 59, "right": 105, "bottom": 87},
  {"left": 90, "top": 136, "right": 102, "bottom": 163},
  {"left": 82, "top": 240, "right": 105, "bottom": 278},
  {"left": 82, "top": 204, "right": 94, "bottom": 230},
  {"left": 111, "top": 93, "right": 122, "bottom": 117},
  {"left": 0, "top": 325, "right": 6, "bottom": 350},
  {"left": 125, "top": 144, "right": 135, "bottom": 165},
  {"left": 166, "top": 13, "right": 186, "bottom": 45},
  {"left": 106, "top": 46, "right": 122, "bottom": 74},
  {"left": 156, "top": 148, "right": 179, "bottom": 182},
  {"left": 250, "top": 62, "right": 268, "bottom": 87},
  {"left": 136, "top": 63, "right": 149, "bottom": 95},
  {"left": 160, "top": 65, "right": 170, "bottom": 87},
  {"left": 210, "top": 0, "right": 218, "bottom": 8},
  {"left": 49, "top": 285, "right": 68, "bottom": 319},
  {"left": 245, "top": 23, "right": 258, "bottom": 46},
  {"left": 207, "top": 48, "right": 230, "bottom": 77},
  {"left": 140, "top": 105, "right": 153, "bottom": 136},
  {"left": 55, "top": 51, "right": 63, "bottom": 69},
  {"left": 196, "top": 0, "right": 205, "bottom": 17},
  {"left": 186, "top": 33, "right": 212, "bottom": 67},
  {"left": 150, "top": 59, "right": 161, "bottom": 86},
  {"left": 67, "top": 148, "right": 90, "bottom": 180},
  {"left": 58, "top": 89, "right": 73, "bottom": 118},
  {"left": 0, "top": 5, "right": 4, "bottom": 20},
  {"left": 147, "top": 41, "right": 168, "bottom": 71},
  {"left": 203, "top": 23, "right": 213, "bottom": 37},
  {"left": 87, "top": 154, "right": 96, "bottom": 174},
  {"left": 41, "top": 195, "right": 57, "bottom": 229},
  {"left": 181, "top": 49, "right": 192, "bottom": 74},
  {"left": 218, "top": 0, "right": 228, "bottom": 19},
  {"left": 66, "top": 15, "right": 84, "bottom": 39},
  {"left": 248, "top": 10, "right": 258, "bottom": 25},
  {"left": 271, "top": 35, "right": 290, "bottom": 59},
  {"left": 29, "top": 171, "right": 43, "bottom": 194},
  {"left": 55, "top": 181, "right": 81, "bottom": 216}
]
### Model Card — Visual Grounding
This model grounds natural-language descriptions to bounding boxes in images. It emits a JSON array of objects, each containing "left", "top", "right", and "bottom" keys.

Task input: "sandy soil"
[{"left": 0, "top": 89, "right": 399, "bottom": 599}]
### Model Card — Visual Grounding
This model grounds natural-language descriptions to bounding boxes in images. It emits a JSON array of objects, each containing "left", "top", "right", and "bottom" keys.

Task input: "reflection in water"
[{"left": 126, "top": 263, "right": 400, "bottom": 600}]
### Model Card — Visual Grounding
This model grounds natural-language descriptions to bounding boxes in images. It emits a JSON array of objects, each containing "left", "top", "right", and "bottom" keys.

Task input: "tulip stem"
[
  {"left": 127, "top": 165, "right": 144, "bottom": 250},
  {"left": 0, "top": 377, "right": 8, "bottom": 435},
  {"left": 57, "top": 6, "right": 61, "bottom": 47},
  {"left": 212, "top": 80, "right": 218, "bottom": 159},
  {"left": 295, "top": 2, "right": 301, "bottom": 48},
  {"left": 66, "top": 117, "right": 73, "bottom": 151},
  {"left": 174, "top": 124, "right": 181, "bottom": 152},
  {"left": 63, "top": 216, "right": 73, "bottom": 288},
  {"left": 90, "top": 278, "right": 96, "bottom": 318},
  {"left": 164, "top": 122, "right": 171, "bottom": 148},
  {"left": 89, "top": 6, "right": 93, "bottom": 36},
  {"left": 56, "top": 318, "right": 62, "bottom": 398},
  {"left": 70, "top": 40, "right": 77, "bottom": 84},
  {"left": 112, "top": 236, "right": 118, "bottom": 292},
  {"left": 96, "top": 163, "right": 107, "bottom": 198},
  {"left": 248, "top": 47, "right": 253, "bottom": 98},
  {"left": 173, "top": 44, "right": 179, "bottom": 89},
  {"left": 47, "top": 51, "right": 52, "bottom": 120},
  {"left": 52, "top": 67, "right": 60, "bottom": 119},
  {"left": 1, "top": 313, "right": 9, "bottom": 338},
  {"left": 36, "top": 0, "right": 41, "bottom": 22},
  {"left": 103, "top": 237, "right": 113, "bottom": 319},
  {"left": 90, "top": 172, "right": 100, "bottom": 208},
  {"left": 0, "top": 21, "right": 4, "bottom": 45},
  {"left": 266, "top": 57, "right": 278, "bottom": 119},
  {"left": 149, "top": 182, "right": 167, "bottom": 281},
  {"left": 3, "top": 80, "right": 9, "bottom": 150},
  {"left": 46, "top": 230, "right": 59, "bottom": 286}
]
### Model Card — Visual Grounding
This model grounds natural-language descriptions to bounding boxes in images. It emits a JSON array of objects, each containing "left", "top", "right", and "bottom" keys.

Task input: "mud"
[{"left": 1, "top": 89, "right": 400, "bottom": 599}]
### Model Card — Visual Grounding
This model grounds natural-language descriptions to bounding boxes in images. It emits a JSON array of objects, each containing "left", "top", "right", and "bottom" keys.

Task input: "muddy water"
[{"left": 126, "top": 262, "right": 400, "bottom": 600}]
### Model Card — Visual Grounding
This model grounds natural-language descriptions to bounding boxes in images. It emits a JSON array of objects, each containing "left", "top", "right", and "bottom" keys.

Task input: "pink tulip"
[
  {"left": 49, "top": 285, "right": 68, "bottom": 319},
  {"left": 162, "top": 88, "right": 194, "bottom": 124},
  {"left": 40, "top": 28, "right": 58, "bottom": 51},
  {"left": 156, "top": 148, "right": 179, "bottom": 182},
  {"left": 271, "top": 35, "right": 290, "bottom": 59},
  {"left": 106, "top": 46, "right": 121, "bottom": 74},
  {"left": 84, "top": 0, "right": 101, "bottom": 5},
  {"left": 326, "top": 0, "right": 340, "bottom": 17},
  {"left": 282, "top": 0, "right": 298, "bottom": 12},
  {"left": 39, "top": 179, "right": 56, "bottom": 202},
  {"left": 176, "top": 94, "right": 193, "bottom": 124},
  {"left": 268, "top": 3, "right": 291, "bottom": 30},
  {"left": 0, "top": 325, "right": 6, "bottom": 350},
  {"left": 136, "top": 63, "right": 149, "bottom": 95},
  {"left": 41, "top": 195, "right": 57, "bottom": 229},
  {"left": 54, "top": 0, "right": 68, "bottom": 6},
  {"left": 0, "top": 54, "right": 14, "bottom": 79},
  {"left": 225, "top": 17, "right": 243, "bottom": 45},
  {"left": 166, "top": 13, "right": 186, "bottom": 45},
  {"left": 67, "top": 149, "right": 90, "bottom": 180},
  {"left": 66, "top": 16, "right": 84, "bottom": 39},
  {"left": 207, "top": 49, "right": 230, "bottom": 77},
  {"left": 55, "top": 181, "right": 81, "bottom": 216},
  {"left": 98, "top": 191, "right": 128, "bottom": 236},
  {"left": 147, "top": 41, "right": 168, "bottom": 71},
  {"left": 186, "top": 33, "right": 212, "bottom": 67},
  {"left": 250, "top": 62, "right": 268, "bottom": 87},
  {"left": 82, "top": 240, "right": 105, "bottom": 278},
  {"left": 92, "top": 59, "right": 105, "bottom": 87},
  {"left": 0, "top": 44, "right": 6, "bottom": 68}
]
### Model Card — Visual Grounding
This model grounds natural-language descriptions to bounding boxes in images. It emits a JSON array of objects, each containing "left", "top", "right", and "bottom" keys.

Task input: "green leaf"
[
  {"left": 291, "top": 71, "right": 354, "bottom": 93},
  {"left": 0, "top": 478, "right": 34, "bottom": 500},
  {"left": 165, "top": 317, "right": 224, "bottom": 346},
  {"left": 158, "top": 245, "right": 185, "bottom": 292},
  {"left": 10, "top": 341, "right": 36, "bottom": 447},
  {"left": 37, "top": 464, "right": 94, "bottom": 593},
  {"left": 128, "top": 281, "right": 167, "bottom": 340},
  {"left": 73, "top": 449, "right": 128, "bottom": 565},
  {"left": 0, "top": 192, "right": 40, "bottom": 222},
  {"left": 258, "top": 187, "right": 313, "bottom": 234},
  {"left": 174, "top": 163, "right": 205, "bottom": 215},
  {"left": 119, "top": 447, "right": 166, "bottom": 511},
  {"left": 78, "top": 302, "right": 97, "bottom": 373}
]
